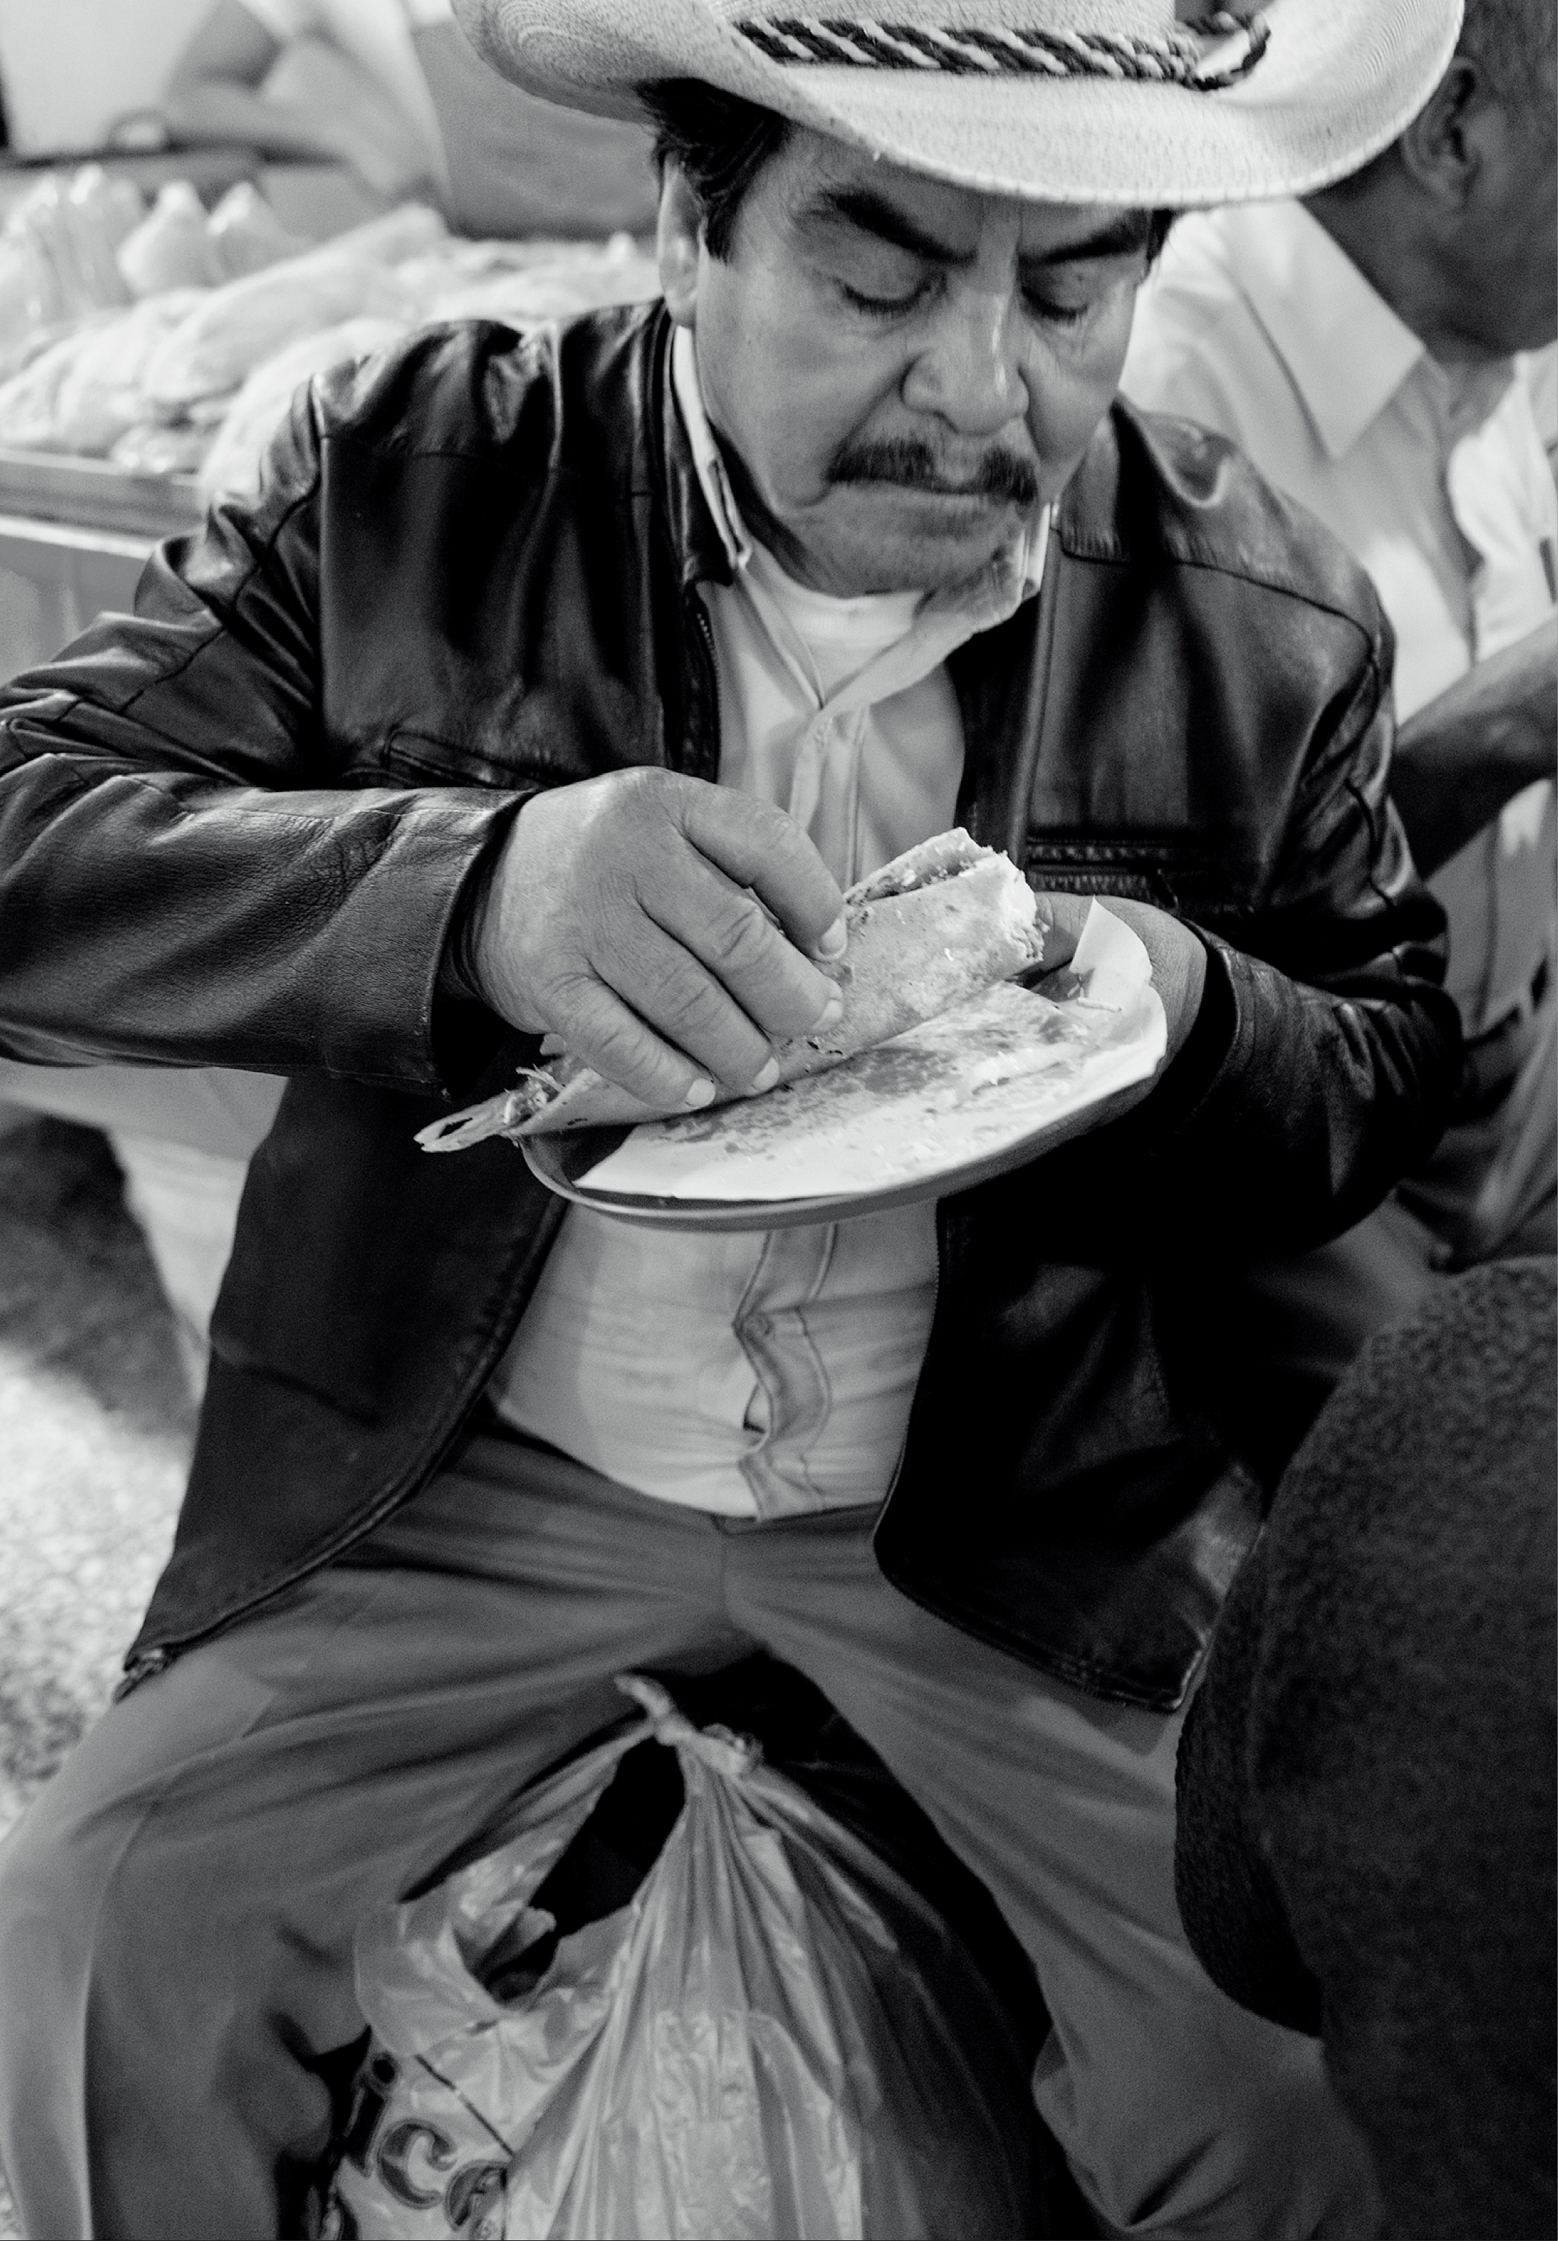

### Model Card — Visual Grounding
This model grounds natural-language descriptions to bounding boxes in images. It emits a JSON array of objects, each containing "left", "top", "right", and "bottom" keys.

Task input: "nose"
[{"left": 900, "top": 278, "right": 1029, "bottom": 442}]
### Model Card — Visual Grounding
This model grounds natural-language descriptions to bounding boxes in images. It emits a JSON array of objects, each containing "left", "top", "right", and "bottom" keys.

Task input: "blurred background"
[{"left": 0, "top": 1, "right": 212, "bottom": 158}]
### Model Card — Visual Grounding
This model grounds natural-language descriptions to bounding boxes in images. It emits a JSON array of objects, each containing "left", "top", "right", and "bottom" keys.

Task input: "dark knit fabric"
[{"left": 1177, "top": 1259, "right": 1557, "bottom": 2241}]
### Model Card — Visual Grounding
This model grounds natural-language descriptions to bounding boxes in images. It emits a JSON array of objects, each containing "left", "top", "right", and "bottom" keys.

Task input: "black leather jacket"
[{"left": 0, "top": 304, "right": 1459, "bottom": 1710}]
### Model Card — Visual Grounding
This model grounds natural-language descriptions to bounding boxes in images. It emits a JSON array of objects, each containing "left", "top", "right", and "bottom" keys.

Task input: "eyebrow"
[{"left": 803, "top": 185, "right": 1153, "bottom": 272}]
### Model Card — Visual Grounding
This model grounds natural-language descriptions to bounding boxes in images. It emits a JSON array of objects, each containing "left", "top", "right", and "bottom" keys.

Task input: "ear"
[
  {"left": 657, "top": 164, "right": 704, "bottom": 328},
  {"left": 1398, "top": 55, "right": 1484, "bottom": 210}
]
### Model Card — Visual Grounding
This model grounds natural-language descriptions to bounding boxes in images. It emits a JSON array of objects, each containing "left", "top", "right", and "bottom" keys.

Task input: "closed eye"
[
  {"left": 1023, "top": 295, "right": 1094, "bottom": 329},
  {"left": 839, "top": 277, "right": 935, "bottom": 319}
]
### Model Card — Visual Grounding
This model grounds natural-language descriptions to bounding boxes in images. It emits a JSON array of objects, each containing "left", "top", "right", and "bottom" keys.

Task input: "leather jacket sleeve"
[
  {"left": 1182, "top": 650, "right": 1461, "bottom": 1251},
  {"left": 0, "top": 376, "right": 528, "bottom": 1090},
  {"left": 979, "top": 604, "right": 1460, "bottom": 1264}
]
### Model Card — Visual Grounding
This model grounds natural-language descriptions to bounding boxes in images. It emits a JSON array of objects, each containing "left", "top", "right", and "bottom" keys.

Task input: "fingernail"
[
  {"left": 684, "top": 1077, "right": 716, "bottom": 1109},
  {"left": 815, "top": 916, "right": 847, "bottom": 959},
  {"left": 818, "top": 987, "right": 844, "bottom": 1028},
  {"left": 751, "top": 1056, "right": 781, "bottom": 1093}
]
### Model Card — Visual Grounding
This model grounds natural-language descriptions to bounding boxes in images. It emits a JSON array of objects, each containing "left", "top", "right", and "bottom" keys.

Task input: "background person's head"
[
  {"left": 644, "top": 79, "right": 1166, "bottom": 599},
  {"left": 1305, "top": 0, "right": 1558, "bottom": 361}
]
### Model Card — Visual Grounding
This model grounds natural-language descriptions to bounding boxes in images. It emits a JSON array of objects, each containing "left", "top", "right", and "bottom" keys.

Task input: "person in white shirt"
[
  {"left": 164, "top": 0, "right": 659, "bottom": 236},
  {"left": 1123, "top": 0, "right": 1557, "bottom": 1458}
]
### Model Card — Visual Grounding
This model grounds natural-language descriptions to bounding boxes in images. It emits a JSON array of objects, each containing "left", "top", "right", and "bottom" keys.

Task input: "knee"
[
  {"left": 1038, "top": 2013, "right": 1381, "bottom": 2239},
  {"left": 1, "top": 1795, "right": 80, "bottom": 1975},
  {"left": 1156, "top": 2036, "right": 1380, "bottom": 2241},
  {"left": 0, "top": 1789, "right": 119, "bottom": 2065}
]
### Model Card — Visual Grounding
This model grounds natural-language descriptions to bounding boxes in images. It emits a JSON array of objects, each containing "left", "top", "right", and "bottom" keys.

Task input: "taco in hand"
[{"left": 417, "top": 828, "right": 1043, "bottom": 1151}]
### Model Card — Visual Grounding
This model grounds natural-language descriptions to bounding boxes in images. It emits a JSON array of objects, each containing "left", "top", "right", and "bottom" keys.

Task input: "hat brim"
[{"left": 456, "top": 0, "right": 1462, "bottom": 207}]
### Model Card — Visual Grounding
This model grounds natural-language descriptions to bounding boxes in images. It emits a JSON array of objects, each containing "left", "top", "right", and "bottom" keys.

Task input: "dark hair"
[
  {"left": 639, "top": 79, "right": 791, "bottom": 259},
  {"left": 640, "top": 75, "right": 1174, "bottom": 266}
]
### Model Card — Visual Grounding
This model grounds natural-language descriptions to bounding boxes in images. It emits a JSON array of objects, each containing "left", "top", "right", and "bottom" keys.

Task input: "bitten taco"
[{"left": 417, "top": 829, "right": 1043, "bottom": 1150}]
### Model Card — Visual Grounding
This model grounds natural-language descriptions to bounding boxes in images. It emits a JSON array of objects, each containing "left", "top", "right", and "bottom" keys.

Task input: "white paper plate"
[{"left": 520, "top": 918, "right": 1167, "bottom": 1232}]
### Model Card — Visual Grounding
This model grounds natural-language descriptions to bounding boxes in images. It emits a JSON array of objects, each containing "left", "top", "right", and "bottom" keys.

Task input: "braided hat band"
[
  {"left": 455, "top": 0, "right": 1463, "bottom": 211},
  {"left": 735, "top": 12, "right": 1270, "bottom": 89}
]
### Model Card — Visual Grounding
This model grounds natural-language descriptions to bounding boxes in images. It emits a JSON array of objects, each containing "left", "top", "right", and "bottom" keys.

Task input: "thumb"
[{"left": 1033, "top": 890, "right": 1094, "bottom": 970}]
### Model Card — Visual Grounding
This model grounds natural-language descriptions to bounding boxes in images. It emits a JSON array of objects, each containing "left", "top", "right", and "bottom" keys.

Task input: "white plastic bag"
[{"left": 327, "top": 1677, "right": 1032, "bottom": 2240}]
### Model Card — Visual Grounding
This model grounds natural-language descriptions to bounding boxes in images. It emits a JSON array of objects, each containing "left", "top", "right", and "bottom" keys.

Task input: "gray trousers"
[{"left": 0, "top": 1424, "right": 1376, "bottom": 2240}]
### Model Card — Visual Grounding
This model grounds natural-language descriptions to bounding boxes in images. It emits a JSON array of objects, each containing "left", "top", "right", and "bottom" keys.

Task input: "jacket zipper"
[
  {"left": 114, "top": 1646, "right": 172, "bottom": 1698},
  {"left": 685, "top": 590, "right": 720, "bottom": 776}
]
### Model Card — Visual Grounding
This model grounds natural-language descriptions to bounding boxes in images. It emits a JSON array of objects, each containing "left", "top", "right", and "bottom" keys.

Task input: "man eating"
[{"left": 0, "top": 4, "right": 1461, "bottom": 2234}]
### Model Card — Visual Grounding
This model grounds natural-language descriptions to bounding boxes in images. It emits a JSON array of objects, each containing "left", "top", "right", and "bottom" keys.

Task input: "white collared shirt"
[
  {"left": 493, "top": 329, "right": 1049, "bottom": 1516},
  {"left": 1122, "top": 199, "right": 1557, "bottom": 1036}
]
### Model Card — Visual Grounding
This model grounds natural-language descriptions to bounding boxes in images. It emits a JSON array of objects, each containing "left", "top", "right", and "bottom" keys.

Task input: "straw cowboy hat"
[{"left": 452, "top": 0, "right": 1463, "bottom": 208}]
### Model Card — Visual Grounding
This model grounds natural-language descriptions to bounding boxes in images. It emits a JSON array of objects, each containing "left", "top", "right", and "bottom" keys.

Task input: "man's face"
[
  {"left": 658, "top": 129, "right": 1156, "bottom": 596},
  {"left": 1465, "top": 106, "right": 1558, "bottom": 353}
]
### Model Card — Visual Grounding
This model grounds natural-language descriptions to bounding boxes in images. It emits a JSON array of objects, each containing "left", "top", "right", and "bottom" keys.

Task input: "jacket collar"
[
  {"left": 671, "top": 325, "right": 752, "bottom": 577},
  {"left": 1217, "top": 200, "right": 1425, "bottom": 461},
  {"left": 649, "top": 307, "right": 735, "bottom": 592}
]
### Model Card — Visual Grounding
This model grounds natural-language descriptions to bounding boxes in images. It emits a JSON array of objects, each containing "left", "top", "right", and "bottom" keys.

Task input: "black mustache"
[{"left": 827, "top": 434, "right": 1041, "bottom": 508}]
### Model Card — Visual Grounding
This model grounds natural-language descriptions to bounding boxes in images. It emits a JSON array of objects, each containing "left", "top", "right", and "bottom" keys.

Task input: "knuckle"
[
  {"left": 653, "top": 972, "right": 727, "bottom": 1040},
  {"left": 610, "top": 764, "right": 672, "bottom": 811},
  {"left": 763, "top": 802, "right": 810, "bottom": 852},
  {"left": 578, "top": 769, "right": 664, "bottom": 853},
  {"left": 589, "top": 1018, "right": 652, "bottom": 1073},
  {"left": 529, "top": 968, "right": 592, "bottom": 1037},
  {"left": 703, "top": 897, "right": 775, "bottom": 978},
  {"left": 568, "top": 1002, "right": 678, "bottom": 1098}
]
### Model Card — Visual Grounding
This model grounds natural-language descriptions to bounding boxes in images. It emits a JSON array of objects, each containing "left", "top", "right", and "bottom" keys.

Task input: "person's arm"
[
  {"left": 0, "top": 361, "right": 521, "bottom": 1092},
  {"left": 984, "top": 604, "right": 1461, "bottom": 1266},
  {"left": 0, "top": 336, "right": 846, "bottom": 1106},
  {"left": 1183, "top": 645, "right": 1461, "bottom": 1248},
  {"left": 1389, "top": 616, "right": 1557, "bottom": 876},
  {"left": 163, "top": 0, "right": 431, "bottom": 202},
  {"left": 165, "top": 1, "right": 319, "bottom": 161}
]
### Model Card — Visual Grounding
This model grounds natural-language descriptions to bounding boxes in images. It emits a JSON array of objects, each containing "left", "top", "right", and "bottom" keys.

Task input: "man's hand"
[
  {"left": 1392, "top": 616, "right": 1558, "bottom": 877},
  {"left": 1036, "top": 890, "right": 1207, "bottom": 1063},
  {"left": 469, "top": 770, "right": 848, "bottom": 1110}
]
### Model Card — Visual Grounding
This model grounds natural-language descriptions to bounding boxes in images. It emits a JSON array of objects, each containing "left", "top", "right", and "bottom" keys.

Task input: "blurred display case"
[
  {"left": 0, "top": 448, "right": 198, "bottom": 677},
  {"left": 0, "top": 149, "right": 382, "bottom": 679},
  {"left": 0, "top": 146, "right": 262, "bottom": 228}
]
